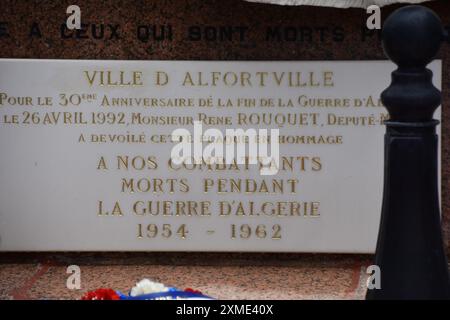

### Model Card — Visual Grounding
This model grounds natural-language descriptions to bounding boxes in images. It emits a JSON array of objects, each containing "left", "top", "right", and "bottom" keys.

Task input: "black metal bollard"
[{"left": 366, "top": 5, "right": 450, "bottom": 300}]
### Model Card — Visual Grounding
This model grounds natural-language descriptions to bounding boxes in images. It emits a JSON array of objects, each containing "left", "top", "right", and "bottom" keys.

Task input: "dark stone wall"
[{"left": 1, "top": 0, "right": 449, "bottom": 252}]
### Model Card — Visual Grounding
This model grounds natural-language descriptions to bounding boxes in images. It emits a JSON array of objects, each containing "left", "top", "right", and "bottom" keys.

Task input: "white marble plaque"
[{"left": 0, "top": 59, "right": 441, "bottom": 252}]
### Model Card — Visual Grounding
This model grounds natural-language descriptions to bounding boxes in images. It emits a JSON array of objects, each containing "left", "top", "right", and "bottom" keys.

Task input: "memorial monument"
[{"left": 0, "top": 0, "right": 449, "bottom": 300}]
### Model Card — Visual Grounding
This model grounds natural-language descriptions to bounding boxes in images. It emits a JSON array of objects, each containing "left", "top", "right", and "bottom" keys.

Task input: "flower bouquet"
[{"left": 81, "top": 279, "right": 213, "bottom": 300}]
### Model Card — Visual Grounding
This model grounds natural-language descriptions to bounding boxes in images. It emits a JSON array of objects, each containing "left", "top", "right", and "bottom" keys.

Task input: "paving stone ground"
[{"left": 0, "top": 253, "right": 373, "bottom": 300}]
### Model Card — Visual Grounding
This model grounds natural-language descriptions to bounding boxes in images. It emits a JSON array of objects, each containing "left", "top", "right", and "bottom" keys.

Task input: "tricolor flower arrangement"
[{"left": 81, "top": 278, "right": 213, "bottom": 300}]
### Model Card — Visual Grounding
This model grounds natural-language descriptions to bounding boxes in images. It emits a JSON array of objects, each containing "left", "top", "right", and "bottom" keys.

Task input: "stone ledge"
[{"left": 1, "top": 253, "right": 371, "bottom": 299}]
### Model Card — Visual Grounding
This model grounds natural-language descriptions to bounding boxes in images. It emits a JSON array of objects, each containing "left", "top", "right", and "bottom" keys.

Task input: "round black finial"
[{"left": 382, "top": 5, "right": 444, "bottom": 69}]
